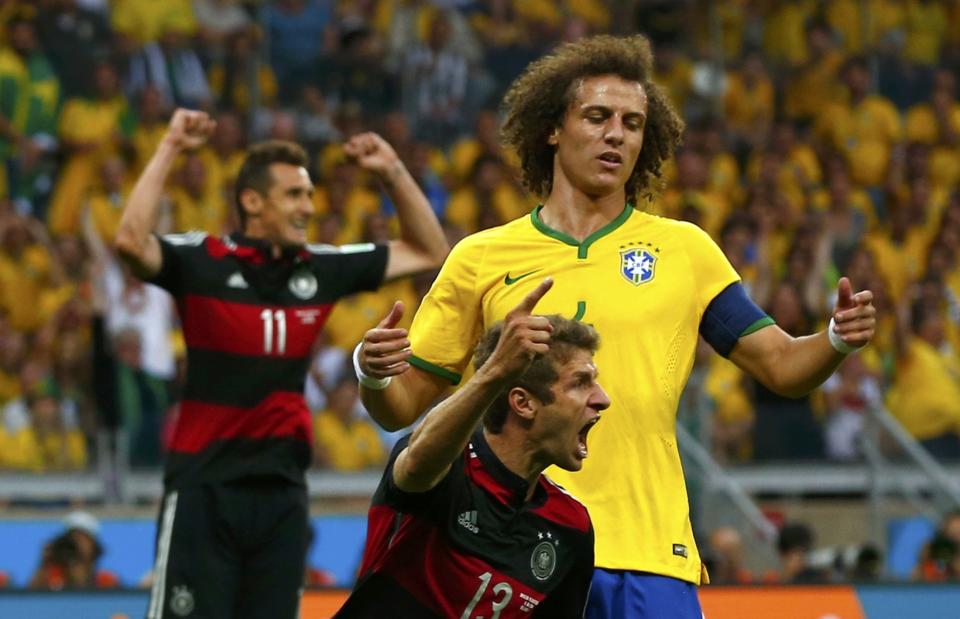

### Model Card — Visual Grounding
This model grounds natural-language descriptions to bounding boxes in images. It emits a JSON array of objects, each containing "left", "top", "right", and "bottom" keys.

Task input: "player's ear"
[
  {"left": 239, "top": 187, "right": 264, "bottom": 220},
  {"left": 547, "top": 127, "right": 560, "bottom": 147},
  {"left": 508, "top": 387, "right": 537, "bottom": 423}
]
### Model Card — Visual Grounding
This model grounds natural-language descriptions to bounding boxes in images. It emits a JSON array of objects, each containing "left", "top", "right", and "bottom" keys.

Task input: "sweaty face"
[
  {"left": 551, "top": 75, "right": 648, "bottom": 200},
  {"left": 258, "top": 163, "right": 315, "bottom": 247},
  {"left": 531, "top": 349, "right": 610, "bottom": 472}
]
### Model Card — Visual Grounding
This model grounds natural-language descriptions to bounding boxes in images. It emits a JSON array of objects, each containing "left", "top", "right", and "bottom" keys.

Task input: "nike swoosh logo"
[{"left": 504, "top": 269, "right": 542, "bottom": 285}]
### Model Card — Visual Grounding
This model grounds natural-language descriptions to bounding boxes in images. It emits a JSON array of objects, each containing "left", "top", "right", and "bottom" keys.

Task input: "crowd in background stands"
[{"left": 1, "top": 0, "right": 960, "bottom": 475}]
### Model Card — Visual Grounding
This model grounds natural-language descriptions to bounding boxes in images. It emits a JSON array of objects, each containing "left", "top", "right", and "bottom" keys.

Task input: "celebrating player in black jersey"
[
  {"left": 115, "top": 109, "right": 448, "bottom": 619},
  {"left": 337, "top": 279, "right": 607, "bottom": 618}
]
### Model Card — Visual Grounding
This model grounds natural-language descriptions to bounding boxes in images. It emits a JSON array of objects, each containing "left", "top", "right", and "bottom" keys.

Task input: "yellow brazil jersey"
[{"left": 407, "top": 205, "right": 740, "bottom": 583}]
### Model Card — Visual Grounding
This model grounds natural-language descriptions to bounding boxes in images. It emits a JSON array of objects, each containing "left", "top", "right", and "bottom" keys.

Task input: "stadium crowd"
[{"left": 0, "top": 0, "right": 959, "bottom": 481}]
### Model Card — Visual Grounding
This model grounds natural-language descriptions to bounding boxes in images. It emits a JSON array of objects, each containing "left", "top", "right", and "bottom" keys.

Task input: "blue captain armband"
[{"left": 699, "top": 282, "right": 775, "bottom": 357}]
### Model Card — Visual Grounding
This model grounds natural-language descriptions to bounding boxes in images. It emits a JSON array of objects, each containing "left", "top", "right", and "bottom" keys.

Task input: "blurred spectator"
[
  {"left": 444, "top": 154, "right": 528, "bottom": 234},
  {"left": 292, "top": 86, "right": 341, "bottom": 155},
  {"left": 822, "top": 354, "right": 882, "bottom": 461},
  {"left": 313, "top": 376, "right": 385, "bottom": 471},
  {"left": 850, "top": 544, "right": 884, "bottom": 581},
  {"left": 110, "top": 0, "right": 197, "bottom": 47},
  {"left": 1, "top": 376, "right": 86, "bottom": 471},
  {"left": 207, "top": 28, "right": 277, "bottom": 113},
  {"left": 170, "top": 152, "right": 228, "bottom": 234},
  {"left": 198, "top": 110, "right": 247, "bottom": 207},
  {"left": 265, "top": 0, "right": 333, "bottom": 103},
  {"left": 916, "top": 511, "right": 960, "bottom": 581},
  {"left": 193, "top": 0, "right": 253, "bottom": 50},
  {"left": 318, "top": 23, "right": 397, "bottom": 121},
  {"left": 888, "top": 297, "right": 960, "bottom": 459},
  {"left": 303, "top": 331, "right": 347, "bottom": 412},
  {"left": 723, "top": 51, "right": 774, "bottom": 152},
  {"left": 0, "top": 13, "right": 60, "bottom": 213},
  {"left": 399, "top": 11, "right": 468, "bottom": 146},
  {"left": 36, "top": 0, "right": 112, "bottom": 99},
  {"left": 815, "top": 56, "right": 902, "bottom": 190},
  {"left": 703, "top": 526, "right": 754, "bottom": 585},
  {"left": 0, "top": 214, "right": 68, "bottom": 333},
  {"left": 777, "top": 522, "right": 829, "bottom": 584},
  {"left": 782, "top": 17, "right": 845, "bottom": 125},
  {"left": 125, "top": 23, "right": 211, "bottom": 109},
  {"left": 752, "top": 283, "right": 825, "bottom": 461},
  {"left": 85, "top": 156, "right": 132, "bottom": 243},
  {"left": 48, "top": 60, "right": 133, "bottom": 236},
  {"left": 29, "top": 511, "right": 119, "bottom": 589},
  {"left": 130, "top": 85, "right": 171, "bottom": 174},
  {"left": 84, "top": 210, "right": 177, "bottom": 383}
]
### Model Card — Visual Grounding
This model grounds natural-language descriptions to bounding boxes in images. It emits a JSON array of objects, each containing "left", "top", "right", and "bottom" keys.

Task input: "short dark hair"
[
  {"left": 234, "top": 140, "right": 309, "bottom": 228},
  {"left": 500, "top": 34, "right": 684, "bottom": 204},
  {"left": 472, "top": 315, "right": 600, "bottom": 434}
]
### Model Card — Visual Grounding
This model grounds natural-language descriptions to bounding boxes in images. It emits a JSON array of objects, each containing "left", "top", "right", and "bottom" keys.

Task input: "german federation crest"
[
  {"left": 289, "top": 268, "right": 318, "bottom": 299},
  {"left": 620, "top": 248, "right": 657, "bottom": 285},
  {"left": 530, "top": 541, "right": 557, "bottom": 581}
]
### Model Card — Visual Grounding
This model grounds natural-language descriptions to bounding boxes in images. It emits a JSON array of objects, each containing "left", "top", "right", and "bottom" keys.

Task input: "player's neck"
[
  {"left": 483, "top": 429, "right": 542, "bottom": 502},
  {"left": 239, "top": 225, "right": 285, "bottom": 259},
  {"left": 541, "top": 185, "right": 626, "bottom": 243}
]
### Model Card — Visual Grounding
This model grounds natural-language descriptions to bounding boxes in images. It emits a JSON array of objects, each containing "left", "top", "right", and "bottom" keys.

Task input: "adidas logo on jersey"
[
  {"left": 457, "top": 510, "right": 479, "bottom": 534},
  {"left": 227, "top": 272, "right": 249, "bottom": 289}
]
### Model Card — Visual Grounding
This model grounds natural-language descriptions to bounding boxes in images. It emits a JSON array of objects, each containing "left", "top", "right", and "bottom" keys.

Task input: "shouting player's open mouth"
[{"left": 576, "top": 415, "right": 601, "bottom": 460}]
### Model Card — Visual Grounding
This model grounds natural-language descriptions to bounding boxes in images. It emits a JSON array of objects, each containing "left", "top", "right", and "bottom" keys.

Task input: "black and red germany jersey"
[
  {"left": 337, "top": 429, "right": 594, "bottom": 618},
  {"left": 147, "top": 232, "right": 388, "bottom": 489}
]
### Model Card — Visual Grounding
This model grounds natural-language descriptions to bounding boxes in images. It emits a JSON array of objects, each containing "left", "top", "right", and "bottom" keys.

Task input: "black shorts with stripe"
[{"left": 147, "top": 480, "right": 309, "bottom": 619}]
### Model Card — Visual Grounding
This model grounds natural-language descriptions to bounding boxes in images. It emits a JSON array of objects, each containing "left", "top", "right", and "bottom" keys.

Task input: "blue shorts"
[{"left": 586, "top": 569, "right": 703, "bottom": 619}]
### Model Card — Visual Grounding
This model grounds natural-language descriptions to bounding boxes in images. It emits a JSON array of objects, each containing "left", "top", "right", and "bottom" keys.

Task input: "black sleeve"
[
  {"left": 143, "top": 232, "right": 207, "bottom": 298},
  {"left": 307, "top": 242, "right": 388, "bottom": 299},
  {"left": 376, "top": 434, "right": 459, "bottom": 518},
  {"left": 533, "top": 526, "right": 595, "bottom": 618}
]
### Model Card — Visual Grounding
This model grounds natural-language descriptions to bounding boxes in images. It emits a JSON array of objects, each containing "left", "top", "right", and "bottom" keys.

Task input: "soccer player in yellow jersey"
[{"left": 354, "top": 35, "right": 877, "bottom": 618}]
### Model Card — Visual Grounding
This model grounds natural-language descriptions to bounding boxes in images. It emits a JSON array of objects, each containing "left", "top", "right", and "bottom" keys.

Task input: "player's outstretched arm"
[
  {"left": 115, "top": 109, "right": 215, "bottom": 278},
  {"left": 392, "top": 279, "right": 554, "bottom": 493},
  {"left": 730, "top": 277, "right": 876, "bottom": 398},
  {"left": 344, "top": 132, "right": 449, "bottom": 280}
]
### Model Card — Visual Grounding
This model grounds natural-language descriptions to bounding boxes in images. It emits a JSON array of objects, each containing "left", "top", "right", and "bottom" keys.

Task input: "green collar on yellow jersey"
[{"left": 530, "top": 203, "right": 634, "bottom": 259}]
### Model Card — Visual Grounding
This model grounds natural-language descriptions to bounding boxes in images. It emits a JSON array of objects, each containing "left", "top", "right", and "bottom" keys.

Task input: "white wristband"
[
  {"left": 828, "top": 317, "right": 858, "bottom": 354},
  {"left": 353, "top": 343, "right": 392, "bottom": 390}
]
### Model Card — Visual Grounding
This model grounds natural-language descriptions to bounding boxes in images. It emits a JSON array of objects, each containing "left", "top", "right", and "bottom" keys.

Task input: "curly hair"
[{"left": 501, "top": 34, "right": 684, "bottom": 203}]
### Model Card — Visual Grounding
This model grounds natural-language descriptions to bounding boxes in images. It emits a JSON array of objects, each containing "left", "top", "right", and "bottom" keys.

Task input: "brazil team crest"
[{"left": 620, "top": 248, "right": 657, "bottom": 285}]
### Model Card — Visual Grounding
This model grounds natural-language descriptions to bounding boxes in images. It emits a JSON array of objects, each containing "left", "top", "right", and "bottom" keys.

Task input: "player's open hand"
[
  {"left": 164, "top": 109, "right": 216, "bottom": 151},
  {"left": 832, "top": 277, "right": 876, "bottom": 349},
  {"left": 484, "top": 278, "right": 555, "bottom": 378},
  {"left": 343, "top": 132, "right": 402, "bottom": 178},
  {"left": 359, "top": 301, "right": 411, "bottom": 379}
]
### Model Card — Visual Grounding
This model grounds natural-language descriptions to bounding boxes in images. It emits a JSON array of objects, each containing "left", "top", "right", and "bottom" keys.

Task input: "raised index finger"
[{"left": 507, "top": 278, "right": 553, "bottom": 318}]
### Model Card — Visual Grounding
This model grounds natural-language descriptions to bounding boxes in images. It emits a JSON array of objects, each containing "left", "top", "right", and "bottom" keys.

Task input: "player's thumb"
[
  {"left": 377, "top": 301, "right": 404, "bottom": 329},
  {"left": 835, "top": 277, "right": 854, "bottom": 310}
]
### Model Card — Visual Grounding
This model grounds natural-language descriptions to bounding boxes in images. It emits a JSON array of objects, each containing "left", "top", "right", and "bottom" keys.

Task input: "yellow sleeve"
[
  {"left": 683, "top": 222, "right": 741, "bottom": 311},
  {"left": 408, "top": 235, "right": 486, "bottom": 384}
]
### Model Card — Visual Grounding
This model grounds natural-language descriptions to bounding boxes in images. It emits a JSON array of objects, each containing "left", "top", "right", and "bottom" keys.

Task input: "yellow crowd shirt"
[
  {"left": 887, "top": 338, "right": 960, "bottom": 440},
  {"left": 408, "top": 205, "right": 739, "bottom": 583}
]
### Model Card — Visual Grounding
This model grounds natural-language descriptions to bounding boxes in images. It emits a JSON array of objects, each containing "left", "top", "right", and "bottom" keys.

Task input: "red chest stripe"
[
  {"left": 169, "top": 392, "right": 311, "bottom": 453},
  {"left": 181, "top": 295, "right": 332, "bottom": 359}
]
